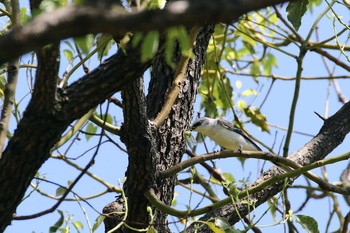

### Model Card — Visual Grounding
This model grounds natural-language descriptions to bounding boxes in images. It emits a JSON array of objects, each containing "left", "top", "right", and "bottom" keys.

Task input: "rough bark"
[
  {"left": 0, "top": 46, "right": 152, "bottom": 232},
  {"left": 148, "top": 25, "right": 214, "bottom": 232},
  {"left": 104, "top": 25, "right": 214, "bottom": 232}
]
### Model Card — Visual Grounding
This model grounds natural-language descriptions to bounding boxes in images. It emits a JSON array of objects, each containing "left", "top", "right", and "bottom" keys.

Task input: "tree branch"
[
  {"left": 0, "top": 0, "right": 20, "bottom": 156},
  {"left": 0, "top": 0, "right": 295, "bottom": 64},
  {"left": 153, "top": 26, "right": 200, "bottom": 127}
]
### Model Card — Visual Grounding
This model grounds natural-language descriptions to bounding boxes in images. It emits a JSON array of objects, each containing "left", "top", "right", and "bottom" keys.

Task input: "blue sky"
[{"left": 3, "top": 0, "right": 350, "bottom": 232}]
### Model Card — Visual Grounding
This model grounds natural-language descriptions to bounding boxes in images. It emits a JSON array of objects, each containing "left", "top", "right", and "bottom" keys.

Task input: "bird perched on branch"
[{"left": 190, "top": 117, "right": 262, "bottom": 152}]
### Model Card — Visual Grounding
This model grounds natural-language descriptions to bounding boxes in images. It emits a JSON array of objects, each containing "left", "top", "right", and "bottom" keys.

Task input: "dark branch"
[{"left": 0, "top": 0, "right": 294, "bottom": 64}]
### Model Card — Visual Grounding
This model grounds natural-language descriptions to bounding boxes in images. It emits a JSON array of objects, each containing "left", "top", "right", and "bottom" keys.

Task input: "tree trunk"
[{"left": 104, "top": 25, "right": 214, "bottom": 232}]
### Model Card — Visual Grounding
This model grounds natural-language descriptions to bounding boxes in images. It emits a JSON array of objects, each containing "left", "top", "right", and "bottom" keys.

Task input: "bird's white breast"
[{"left": 205, "top": 125, "right": 257, "bottom": 151}]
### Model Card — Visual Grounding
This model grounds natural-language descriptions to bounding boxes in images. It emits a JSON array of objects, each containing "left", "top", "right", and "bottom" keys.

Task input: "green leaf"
[
  {"left": 0, "top": 75, "right": 6, "bottom": 98},
  {"left": 40, "top": 0, "right": 68, "bottom": 12},
  {"left": 250, "top": 58, "right": 260, "bottom": 81},
  {"left": 205, "top": 222, "right": 225, "bottom": 233},
  {"left": 262, "top": 53, "right": 278, "bottom": 75},
  {"left": 308, "top": 0, "right": 322, "bottom": 12},
  {"left": 63, "top": 49, "right": 73, "bottom": 62},
  {"left": 99, "top": 113, "right": 113, "bottom": 124},
  {"left": 201, "top": 97, "right": 218, "bottom": 118},
  {"left": 214, "top": 217, "right": 237, "bottom": 232},
  {"left": 237, "top": 99, "right": 247, "bottom": 112},
  {"left": 49, "top": 210, "right": 65, "bottom": 233},
  {"left": 227, "top": 182, "right": 239, "bottom": 198},
  {"left": 296, "top": 215, "right": 320, "bottom": 233},
  {"left": 85, "top": 123, "right": 97, "bottom": 141},
  {"left": 59, "top": 226, "right": 70, "bottom": 233},
  {"left": 215, "top": 77, "right": 233, "bottom": 113},
  {"left": 164, "top": 29, "right": 176, "bottom": 68},
  {"left": 132, "top": 32, "right": 143, "bottom": 48},
  {"left": 141, "top": 31, "right": 159, "bottom": 62},
  {"left": 72, "top": 221, "right": 83, "bottom": 232},
  {"left": 96, "top": 34, "right": 113, "bottom": 61},
  {"left": 286, "top": 0, "right": 309, "bottom": 31},
  {"left": 149, "top": 0, "right": 166, "bottom": 9},
  {"left": 222, "top": 173, "right": 235, "bottom": 183},
  {"left": 64, "top": 41, "right": 75, "bottom": 52},
  {"left": 242, "top": 89, "right": 258, "bottom": 97},
  {"left": 177, "top": 26, "right": 191, "bottom": 57},
  {"left": 20, "top": 7, "right": 30, "bottom": 25},
  {"left": 56, "top": 186, "right": 67, "bottom": 197},
  {"left": 74, "top": 34, "right": 95, "bottom": 55},
  {"left": 268, "top": 197, "right": 278, "bottom": 222},
  {"left": 243, "top": 107, "right": 269, "bottom": 132},
  {"left": 92, "top": 215, "right": 105, "bottom": 232},
  {"left": 147, "top": 226, "right": 158, "bottom": 233}
]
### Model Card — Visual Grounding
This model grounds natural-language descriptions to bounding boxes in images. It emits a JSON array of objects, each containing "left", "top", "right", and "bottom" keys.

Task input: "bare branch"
[{"left": 0, "top": 0, "right": 295, "bottom": 64}]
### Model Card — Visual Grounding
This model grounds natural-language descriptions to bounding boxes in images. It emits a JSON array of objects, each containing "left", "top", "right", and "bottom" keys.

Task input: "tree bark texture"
[
  {"left": 109, "top": 25, "right": 214, "bottom": 232},
  {"left": 0, "top": 45, "right": 152, "bottom": 231}
]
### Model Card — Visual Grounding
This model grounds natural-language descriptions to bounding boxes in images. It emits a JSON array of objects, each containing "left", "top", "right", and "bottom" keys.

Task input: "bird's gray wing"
[{"left": 217, "top": 119, "right": 262, "bottom": 151}]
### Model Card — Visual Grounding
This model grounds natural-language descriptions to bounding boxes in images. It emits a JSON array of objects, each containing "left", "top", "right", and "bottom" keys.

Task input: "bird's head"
[{"left": 190, "top": 117, "right": 215, "bottom": 133}]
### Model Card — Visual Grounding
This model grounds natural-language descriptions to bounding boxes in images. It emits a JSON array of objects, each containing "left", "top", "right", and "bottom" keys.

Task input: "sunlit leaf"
[
  {"left": 250, "top": 58, "right": 260, "bottom": 81},
  {"left": 214, "top": 217, "right": 237, "bottom": 233},
  {"left": 64, "top": 41, "right": 75, "bottom": 52},
  {"left": 221, "top": 173, "right": 235, "bottom": 184},
  {"left": 85, "top": 122, "right": 97, "bottom": 141},
  {"left": 235, "top": 80, "right": 242, "bottom": 89},
  {"left": 201, "top": 97, "right": 218, "bottom": 118},
  {"left": 165, "top": 28, "right": 177, "bottom": 68},
  {"left": 237, "top": 23, "right": 257, "bottom": 47},
  {"left": 56, "top": 186, "right": 67, "bottom": 197},
  {"left": 40, "top": 0, "right": 68, "bottom": 12},
  {"left": 92, "top": 215, "right": 105, "bottom": 232},
  {"left": 59, "top": 226, "right": 70, "bottom": 233},
  {"left": 268, "top": 197, "right": 278, "bottom": 223},
  {"left": 96, "top": 34, "right": 114, "bottom": 61},
  {"left": 227, "top": 182, "right": 239, "bottom": 199},
  {"left": 286, "top": 0, "right": 309, "bottom": 31},
  {"left": 242, "top": 89, "right": 258, "bottom": 97},
  {"left": 141, "top": 31, "right": 159, "bottom": 62},
  {"left": 205, "top": 222, "right": 225, "bottom": 233},
  {"left": 132, "top": 32, "right": 143, "bottom": 48},
  {"left": 149, "top": 0, "right": 166, "bottom": 9},
  {"left": 243, "top": 107, "right": 269, "bottom": 132},
  {"left": 296, "top": 215, "right": 320, "bottom": 233},
  {"left": 0, "top": 75, "right": 6, "bottom": 98},
  {"left": 147, "top": 226, "right": 158, "bottom": 233},
  {"left": 74, "top": 34, "right": 95, "bottom": 55},
  {"left": 215, "top": 77, "right": 233, "bottom": 113},
  {"left": 237, "top": 100, "right": 246, "bottom": 111},
  {"left": 262, "top": 53, "right": 278, "bottom": 75},
  {"left": 177, "top": 26, "right": 191, "bottom": 57},
  {"left": 20, "top": 7, "right": 30, "bottom": 25},
  {"left": 308, "top": 0, "right": 322, "bottom": 12},
  {"left": 72, "top": 221, "right": 83, "bottom": 232},
  {"left": 99, "top": 113, "right": 113, "bottom": 124},
  {"left": 63, "top": 49, "right": 73, "bottom": 62}
]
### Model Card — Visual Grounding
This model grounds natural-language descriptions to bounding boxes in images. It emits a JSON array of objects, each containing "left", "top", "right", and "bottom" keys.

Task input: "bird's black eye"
[{"left": 191, "top": 121, "right": 202, "bottom": 129}]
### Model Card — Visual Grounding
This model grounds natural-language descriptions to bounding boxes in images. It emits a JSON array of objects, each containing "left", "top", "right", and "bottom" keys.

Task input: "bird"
[{"left": 190, "top": 117, "right": 262, "bottom": 152}]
